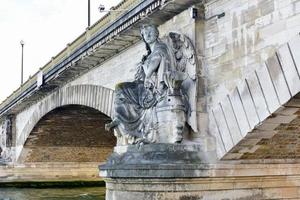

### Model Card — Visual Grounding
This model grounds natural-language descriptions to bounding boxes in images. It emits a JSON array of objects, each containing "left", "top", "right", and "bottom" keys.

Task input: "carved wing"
[{"left": 167, "top": 32, "right": 198, "bottom": 133}]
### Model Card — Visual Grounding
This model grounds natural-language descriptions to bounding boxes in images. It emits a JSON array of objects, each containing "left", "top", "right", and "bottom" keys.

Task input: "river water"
[{"left": 0, "top": 187, "right": 105, "bottom": 200}]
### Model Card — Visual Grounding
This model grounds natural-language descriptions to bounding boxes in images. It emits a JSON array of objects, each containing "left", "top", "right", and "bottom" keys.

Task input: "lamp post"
[
  {"left": 98, "top": 4, "right": 129, "bottom": 12},
  {"left": 88, "top": 0, "right": 91, "bottom": 27},
  {"left": 20, "top": 40, "right": 24, "bottom": 85}
]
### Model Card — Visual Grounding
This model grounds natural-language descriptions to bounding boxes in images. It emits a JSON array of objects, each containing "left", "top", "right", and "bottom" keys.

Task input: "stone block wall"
[
  {"left": 205, "top": 0, "right": 300, "bottom": 107},
  {"left": 68, "top": 9, "right": 198, "bottom": 90},
  {"left": 0, "top": 162, "right": 101, "bottom": 182},
  {"left": 204, "top": 0, "right": 300, "bottom": 158}
]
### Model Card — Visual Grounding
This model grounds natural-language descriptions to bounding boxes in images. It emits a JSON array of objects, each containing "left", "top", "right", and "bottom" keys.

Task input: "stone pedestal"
[
  {"left": 100, "top": 150, "right": 300, "bottom": 200},
  {"left": 99, "top": 144, "right": 216, "bottom": 200}
]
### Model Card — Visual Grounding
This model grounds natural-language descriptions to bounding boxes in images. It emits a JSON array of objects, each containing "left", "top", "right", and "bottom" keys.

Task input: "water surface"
[{"left": 0, "top": 187, "right": 105, "bottom": 200}]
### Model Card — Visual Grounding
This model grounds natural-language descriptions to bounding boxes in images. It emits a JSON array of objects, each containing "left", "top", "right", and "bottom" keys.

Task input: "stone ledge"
[
  {"left": 101, "top": 144, "right": 216, "bottom": 165},
  {"left": 0, "top": 162, "right": 101, "bottom": 183},
  {"left": 100, "top": 162, "right": 300, "bottom": 178},
  {"left": 0, "top": 180, "right": 105, "bottom": 188},
  {"left": 103, "top": 174, "right": 300, "bottom": 200},
  {"left": 104, "top": 176, "right": 300, "bottom": 191}
]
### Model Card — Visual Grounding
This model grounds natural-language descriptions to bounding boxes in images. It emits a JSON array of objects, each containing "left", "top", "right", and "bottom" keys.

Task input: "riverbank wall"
[{"left": 0, "top": 162, "right": 101, "bottom": 187}]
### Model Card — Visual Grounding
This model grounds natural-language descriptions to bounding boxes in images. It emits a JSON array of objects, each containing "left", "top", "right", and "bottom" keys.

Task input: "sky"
[{"left": 0, "top": 0, "right": 121, "bottom": 102}]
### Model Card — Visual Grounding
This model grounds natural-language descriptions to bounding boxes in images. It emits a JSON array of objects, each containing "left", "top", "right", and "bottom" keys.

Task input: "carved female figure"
[{"left": 106, "top": 24, "right": 198, "bottom": 145}]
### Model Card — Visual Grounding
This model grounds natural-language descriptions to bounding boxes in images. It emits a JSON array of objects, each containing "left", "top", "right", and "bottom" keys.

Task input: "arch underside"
[
  {"left": 16, "top": 84, "right": 115, "bottom": 162},
  {"left": 19, "top": 105, "right": 116, "bottom": 162}
]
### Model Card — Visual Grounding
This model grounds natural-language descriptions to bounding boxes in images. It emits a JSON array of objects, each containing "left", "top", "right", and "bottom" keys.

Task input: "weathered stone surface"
[
  {"left": 100, "top": 144, "right": 214, "bottom": 167},
  {"left": 0, "top": 116, "right": 14, "bottom": 164},
  {"left": 100, "top": 144, "right": 216, "bottom": 178},
  {"left": 103, "top": 163, "right": 300, "bottom": 200},
  {"left": 266, "top": 55, "right": 291, "bottom": 104},
  {"left": 0, "top": 162, "right": 100, "bottom": 182},
  {"left": 277, "top": 44, "right": 300, "bottom": 96},
  {"left": 210, "top": 32, "right": 300, "bottom": 158},
  {"left": 206, "top": 0, "right": 300, "bottom": 109},
  {"left": 255, "top": 64, "right": 280, "bottom": 113}
]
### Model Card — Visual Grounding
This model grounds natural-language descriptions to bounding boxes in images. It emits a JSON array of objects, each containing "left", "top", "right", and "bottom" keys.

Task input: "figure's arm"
[
  {"left": 143, "top": 54, "right": 161, "bottom": 79},
  {"left": 143, "top": 54, "right": 161, "bottom": 89},
  {"left": 134, "top": 63, "right": 145, "bottom": 81}
]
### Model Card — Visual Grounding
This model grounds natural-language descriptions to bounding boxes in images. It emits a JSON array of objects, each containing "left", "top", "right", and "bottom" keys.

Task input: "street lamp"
[
  {"left": 98, "top": 4, "right": 129, "bottom": 12},
  {"left": 89, "top": 2, "right": 130, "bottom": 27},
  {"left": 98, "top": 4, "right": 105, "bottom": 12},
  {"left": 20, "top": 40, "right": 25, "bottom": 85},
  {"left": 88, "top": 0, "right": 91, "bottom": 27}
]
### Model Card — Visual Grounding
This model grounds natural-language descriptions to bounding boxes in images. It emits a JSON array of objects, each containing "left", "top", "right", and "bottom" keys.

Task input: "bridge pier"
[
  {"left": 99, "top": 143, "right": 217, "bottom": 200},
  {"left": 102, "top": 163, "right": 300, "bottom": 200},
  {"left": 100, "top": 144, "right": 300, "bottom": 199},
  {"left": 0, "top": 115, "right": 16, "bottom": 164}
]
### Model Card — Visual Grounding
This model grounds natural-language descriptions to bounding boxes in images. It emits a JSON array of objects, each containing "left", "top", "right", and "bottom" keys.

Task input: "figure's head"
[{"left": 140, "top": 24, "right": 159, "bottom": 44}]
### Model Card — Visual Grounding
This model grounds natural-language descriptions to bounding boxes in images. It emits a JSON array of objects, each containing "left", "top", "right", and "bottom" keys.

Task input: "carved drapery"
[{"left": 106, "top": 25, "right": 198, "bottom": 146}]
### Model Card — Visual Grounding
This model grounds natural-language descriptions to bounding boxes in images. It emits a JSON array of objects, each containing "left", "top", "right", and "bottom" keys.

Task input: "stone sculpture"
[
  {"left": 105, "top": 24, "right": 197, "bottom": 145},
  {"left": 100, "top": 26, "right": 212, "bottom": 197}
]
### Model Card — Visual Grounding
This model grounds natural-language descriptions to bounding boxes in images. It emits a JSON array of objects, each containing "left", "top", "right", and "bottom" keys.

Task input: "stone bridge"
[
  {"left": 212, "top": 35, "right": 300, "bottom": 160},
  {"left": 1, "top": 0, "right": 300, "bottom": 198}
]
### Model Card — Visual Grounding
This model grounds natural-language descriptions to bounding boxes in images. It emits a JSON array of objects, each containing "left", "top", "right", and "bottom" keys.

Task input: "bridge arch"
[{"left": 15, "top": 84, "right": 115, "bottom": 161}]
